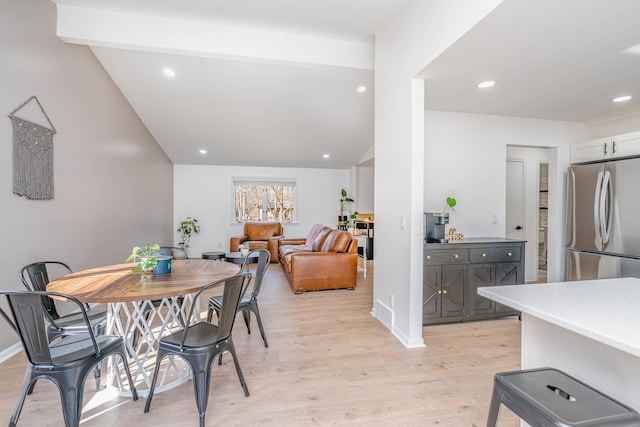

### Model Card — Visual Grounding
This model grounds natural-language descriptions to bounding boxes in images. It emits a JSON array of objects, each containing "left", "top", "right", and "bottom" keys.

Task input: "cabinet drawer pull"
[
  {"left": 453, "top": 254, "right": 459, "bottom": 259},
  {"left": 481, "top": 253, "right": 487, "bottom": 257},
  {"left": 442, "top": 289, "right": 447, "bottom": 294},
  {"left": 426, "top": 255, "right": 431, "bottom": 260},
  {"left": 507, "top": 252, "right": 512, "bottom": 257},
  {"left": 437, "top": 290, "right": 442, "bottom": 294}
]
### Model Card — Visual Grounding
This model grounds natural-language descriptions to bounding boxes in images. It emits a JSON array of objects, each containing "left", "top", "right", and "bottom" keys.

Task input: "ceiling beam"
[{"left": 55, "top": 3, "right": 374, "bottom": 70}]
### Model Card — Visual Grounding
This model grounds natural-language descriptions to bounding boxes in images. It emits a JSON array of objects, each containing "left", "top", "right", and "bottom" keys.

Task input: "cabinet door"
[
  {"left": 441, "top": 264, "right": 465, "bottom": 318},
  {"left": 611, "top": 131, "right": 640, "bottom": 160},
  {"left": 570, "top": 137, "right": 610, "bottom": 164},
  {"left": 494, "top": 262, "right": 522, "bottom": 313},
  {"left": 423, "top": 265, "right": 441, "bottom": 321},
  {"left": 468, "top": 263, "right": 494, "bottom": 315}
]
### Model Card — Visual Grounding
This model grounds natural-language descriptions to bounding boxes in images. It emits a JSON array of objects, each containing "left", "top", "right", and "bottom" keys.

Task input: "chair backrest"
[
  {"left": 248, "top": 249, "right": 270, "bottom": 302},
  {"left": 20, "top": 261, "right": 73, "bottom": 320},
  {"left": 180, "top": 273, "right": 252, "bottom": 349},
  {"left": 0, "top": 290, "right": 98, "bottom": 366}
]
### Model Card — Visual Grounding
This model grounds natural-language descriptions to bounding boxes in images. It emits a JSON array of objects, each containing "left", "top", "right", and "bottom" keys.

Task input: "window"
[{"left": 233, "top": 178, "right": 296, "bottom": 223}]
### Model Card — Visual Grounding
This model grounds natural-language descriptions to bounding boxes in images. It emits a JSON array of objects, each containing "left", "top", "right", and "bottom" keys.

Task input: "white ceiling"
[
  {"left": 53, "top": 0, "right": 640, "bottom": 167},
  {"left": 423, "top": 0, "right": 640, "bottom": 124}
]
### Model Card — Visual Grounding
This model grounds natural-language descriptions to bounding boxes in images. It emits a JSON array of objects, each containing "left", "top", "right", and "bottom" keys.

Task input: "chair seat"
[
  {"left": 488, "top": 368, "right": 640, "bottom": 427},
  {"left": 160, "top": 322, "right": 222, "bottom": 350},
  {"left": 50, "top": 334, "right": 123, "bottom": 364},
  {"left": 50, "top": 309, "right": 107, "bottom": 330}
]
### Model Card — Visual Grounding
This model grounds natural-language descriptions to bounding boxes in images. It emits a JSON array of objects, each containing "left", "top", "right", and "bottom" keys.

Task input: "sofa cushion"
[
  {"left": 319, "top": 230, "right": 352, "bottom": 253},
  {"left": 311, "top": 227, "right": 332, "bottom": 251},
  {"left": 244, "top": 222, "right": 282, "bottom": 241},
  {"left": 303, "top": 223, "right": 327, "bottom": 249}
]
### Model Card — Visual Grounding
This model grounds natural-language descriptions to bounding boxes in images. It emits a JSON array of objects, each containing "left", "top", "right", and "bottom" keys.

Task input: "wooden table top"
[{"left": 47, "top": 259, "right": 240, "bottom": 303}]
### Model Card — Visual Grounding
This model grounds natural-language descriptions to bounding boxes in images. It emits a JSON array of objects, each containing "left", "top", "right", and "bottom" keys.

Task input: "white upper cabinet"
[{"left": 571, "top": 131, "right": 640, "bottom": 164}]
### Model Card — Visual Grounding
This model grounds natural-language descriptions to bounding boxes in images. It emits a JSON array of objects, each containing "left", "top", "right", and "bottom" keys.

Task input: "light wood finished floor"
[{"left": 0, "top": 263, "right": 521, "bottom": 426}]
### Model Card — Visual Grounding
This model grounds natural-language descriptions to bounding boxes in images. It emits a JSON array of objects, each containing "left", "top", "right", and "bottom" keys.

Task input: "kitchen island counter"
[{"left": 479, "top": 277, "right": 640, "bottom": 410}]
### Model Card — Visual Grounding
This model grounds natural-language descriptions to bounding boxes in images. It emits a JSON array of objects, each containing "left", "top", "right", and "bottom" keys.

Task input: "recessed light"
[
  {"left": 163, "top": 68, "right": 176, "bottom": 78},
  {"left": 356, "top": 86, "right": 367, "bottom": 93},
  {"left": 477, "top": 80, "right": 496, "bottom": 89},
  {"left": 199, "top": 149, "right": 207, "bottom": 154},
  {"left": 323, "top": 154, "right": 330, "bottom": 159},
  {"left": 612, "top": 95, "right": 632, "bottom": 103}
]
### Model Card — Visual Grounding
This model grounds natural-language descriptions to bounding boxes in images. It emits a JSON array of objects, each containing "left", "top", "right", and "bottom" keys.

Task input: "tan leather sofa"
[
  {"left": 278, "top": 225, "right": 357, "bottom": 293},
  {"left": 230, "top": 222, "right": 283, "bottom": 262}
]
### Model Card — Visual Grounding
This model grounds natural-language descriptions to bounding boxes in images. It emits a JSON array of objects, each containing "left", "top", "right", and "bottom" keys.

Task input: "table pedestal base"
[{"left": 106, "top": 296, "right": 197, "bottom": 397}]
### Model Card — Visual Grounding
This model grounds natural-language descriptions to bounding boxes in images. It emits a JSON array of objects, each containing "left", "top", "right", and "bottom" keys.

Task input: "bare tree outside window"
[{"left": 234, "top": 181, "right": 295, "bottom": 223}]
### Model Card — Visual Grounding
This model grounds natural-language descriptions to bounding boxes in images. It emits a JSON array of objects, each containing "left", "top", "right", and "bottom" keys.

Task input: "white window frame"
[{"left": 231, "top": 177, "right": 297, "bottom": 223}]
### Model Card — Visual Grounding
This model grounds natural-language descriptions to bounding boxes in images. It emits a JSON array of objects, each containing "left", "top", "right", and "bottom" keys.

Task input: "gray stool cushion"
[{"left": 487, "top": 367, "right": 640, "bottom": 427}]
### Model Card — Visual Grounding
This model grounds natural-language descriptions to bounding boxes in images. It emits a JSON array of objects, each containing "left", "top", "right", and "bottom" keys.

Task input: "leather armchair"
[{"left": 230, "top": 222, "right": 283, "bottom": 262}]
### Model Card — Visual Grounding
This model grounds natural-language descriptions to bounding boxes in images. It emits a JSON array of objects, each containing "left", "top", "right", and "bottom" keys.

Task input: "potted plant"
[
  {"left": 126, "top": 243, "right": 161, "bottom": 277},
  {"left": 443, "top": 197, "right": 457, "bottom": 214},
  {"left": 339, "top": 189, "right": 355, "bottom": 229},
  {"left": 346, "top": 211, "right": 359, "bottom": 234},
  {"left": 177, "top": 216, "right": 200, "bottom": 257}
]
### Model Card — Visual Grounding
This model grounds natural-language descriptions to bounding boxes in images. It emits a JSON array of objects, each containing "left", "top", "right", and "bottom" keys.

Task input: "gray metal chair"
[
  {"left": 207, "top": 249, "right": 270, "bottom": 348},
  {"left": 20, "top": 261, "right": 107, "bottom": 390},
  {"left": 487, "top": 367, "right": 640, "bottom": 426},
  {"left": 0, "top": 290, "right": 138, "bottom": 427},
  {"left": 144, "top": 273, "right": 252, "bottom": 427}
]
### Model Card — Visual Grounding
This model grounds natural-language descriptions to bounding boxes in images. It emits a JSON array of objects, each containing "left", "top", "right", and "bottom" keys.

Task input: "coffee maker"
[{"left": 425, "top": 212, "right": 449, "bottom": 243}]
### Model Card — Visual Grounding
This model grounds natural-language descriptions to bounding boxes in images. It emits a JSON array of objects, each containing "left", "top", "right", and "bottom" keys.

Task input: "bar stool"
[{"left": 487, "top": 367, "right": 640, "bottom": 427}]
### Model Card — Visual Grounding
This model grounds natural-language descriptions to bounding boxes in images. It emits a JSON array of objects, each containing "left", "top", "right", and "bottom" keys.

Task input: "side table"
[{"left": 202, "top": 251, "right": 226, "bottom": 260}]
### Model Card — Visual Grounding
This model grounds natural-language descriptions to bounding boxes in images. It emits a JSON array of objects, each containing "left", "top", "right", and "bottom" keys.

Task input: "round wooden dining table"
[{"left": 47, "top": 258, "right": 240, "bottom": 397}]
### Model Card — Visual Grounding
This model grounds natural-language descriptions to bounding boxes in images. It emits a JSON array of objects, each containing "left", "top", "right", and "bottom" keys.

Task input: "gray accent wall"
[{"left": 0, "top": 1, "right": 173, "bottom": 352}]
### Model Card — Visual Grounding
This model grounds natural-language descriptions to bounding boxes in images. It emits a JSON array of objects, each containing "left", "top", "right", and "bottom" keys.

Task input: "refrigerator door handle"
[
  {"left": 594, "top": 170, "right": 604, "bottom": 250},
  {"left": 566, "top": 168, "right": 576, "bottom": 247},
  {"left": 600, "top": 170, "right": 612, "bottom": 244}
]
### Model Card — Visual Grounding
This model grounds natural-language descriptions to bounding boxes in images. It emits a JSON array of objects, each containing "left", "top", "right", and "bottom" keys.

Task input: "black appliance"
[{"left": 354, "top": 220, "right": 374, "bottom": 260}]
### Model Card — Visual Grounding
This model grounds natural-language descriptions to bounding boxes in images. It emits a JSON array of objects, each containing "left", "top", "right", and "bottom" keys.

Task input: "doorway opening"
[
  {"left": 538, "top": 163, "right": 548, "bottom": 281},
  {"left": 506, "top": 146, "right": 552, "bottom": 283}
]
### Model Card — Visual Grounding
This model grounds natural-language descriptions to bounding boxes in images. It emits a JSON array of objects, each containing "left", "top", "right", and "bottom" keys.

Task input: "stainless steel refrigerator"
[{"left": 565, "top": 158, "right": 640, "bottom": 280}]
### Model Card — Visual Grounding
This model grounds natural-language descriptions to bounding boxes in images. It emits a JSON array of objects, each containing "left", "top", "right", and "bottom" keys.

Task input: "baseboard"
[{"left": 0, "top": 342, "right": 22, "bottom": 364}]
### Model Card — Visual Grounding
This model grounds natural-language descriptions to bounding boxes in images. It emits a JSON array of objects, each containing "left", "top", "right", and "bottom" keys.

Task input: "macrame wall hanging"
[{"left": 7, "top": 96, "right": 57, "bottom": 200}]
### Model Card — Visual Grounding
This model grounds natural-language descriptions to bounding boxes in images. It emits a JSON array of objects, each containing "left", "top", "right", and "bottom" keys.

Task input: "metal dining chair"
[
  {"left": 0, "top": 290, "right": 138, "bottom": 427},
  {"left": 144, "top": 273, "right": 252, "bottom": 427},
  {"left": 207, "top": 249, "right": 270, "bottom": 348},
  {"left": 20, "top": 261, "right": 108, "bottom": 390}
]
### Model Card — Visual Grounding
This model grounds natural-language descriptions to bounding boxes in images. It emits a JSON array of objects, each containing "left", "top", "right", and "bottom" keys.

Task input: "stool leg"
[{"left": 486, "top": 385, "right": 502, "bottom": 427}]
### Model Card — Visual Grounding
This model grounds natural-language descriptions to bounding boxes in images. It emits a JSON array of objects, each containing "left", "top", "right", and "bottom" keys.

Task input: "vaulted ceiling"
[{"left": 53, "top": 0, "right": 640, "bottom": 167}]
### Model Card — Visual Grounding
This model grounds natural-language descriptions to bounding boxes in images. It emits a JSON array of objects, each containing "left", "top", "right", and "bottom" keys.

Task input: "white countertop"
[{"left": 478, "top": 277, "right": 640, "bottom": 358}]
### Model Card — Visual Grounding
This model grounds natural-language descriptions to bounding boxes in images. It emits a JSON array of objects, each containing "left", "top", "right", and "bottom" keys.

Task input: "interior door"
[{"left": 506, "top": 161, "right": 525, "bottom": 241}]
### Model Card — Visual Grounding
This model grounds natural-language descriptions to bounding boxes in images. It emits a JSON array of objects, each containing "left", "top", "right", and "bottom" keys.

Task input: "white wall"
[
  {"left": 586, "top": 111, "right": 640, "bottom": 139},
  {"left": 0, "top": 1, "right": 173, "bottom": 354},
  {"left": 375, "top": 0, "right": 505, "bottom": 347},
  {"left": 356, "top": 163, "right": 374, "bottom": 214},
  {"left": 174, "top": 165, "right": 349, "bottom": 257},
  {"left": 424, "top": 110, "right": 586, "bottom": 282}
]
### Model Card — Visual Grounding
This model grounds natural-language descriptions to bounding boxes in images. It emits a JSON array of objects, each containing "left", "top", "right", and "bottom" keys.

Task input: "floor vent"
[{"left": 374, "top": 300, "right": 393, "bottom": 329}]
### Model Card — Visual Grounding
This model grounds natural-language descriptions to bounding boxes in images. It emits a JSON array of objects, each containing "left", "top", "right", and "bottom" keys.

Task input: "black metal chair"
[
  {"left": 207, "top": 249, "right": 270, "bottom": 348},
  {"left": 20, "top": 261, "right": 108, "bottom": 390},
  {"left": 0, "top": 290, "right": 138, "bottom": 427},
  {"left": 487, "top": 367, "right": 640, "bottom": 427},
  {"left": 144, "top": 273, "right": 252, "bottom": 427}
]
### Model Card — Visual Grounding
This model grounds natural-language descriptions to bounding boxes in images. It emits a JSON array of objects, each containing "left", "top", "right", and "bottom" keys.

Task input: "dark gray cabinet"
[{"left": 423, "top": 238, "right": 525, "bottom": 325}]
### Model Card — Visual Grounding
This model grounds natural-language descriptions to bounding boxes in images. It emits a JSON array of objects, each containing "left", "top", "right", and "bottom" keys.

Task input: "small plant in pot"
[
  {"left": 339, "top": 189, "right": 355, "bottom": 229},
  {"left": 177, "top": 216, "right": 200, "bottom": 257},
  {"left": 126, "top": 243, "right": 160, "bottom": 278}
]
